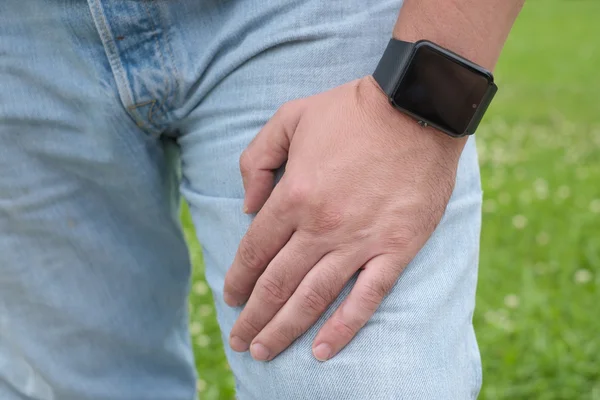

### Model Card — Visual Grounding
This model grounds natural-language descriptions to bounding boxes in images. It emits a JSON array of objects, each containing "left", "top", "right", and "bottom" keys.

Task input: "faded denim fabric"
[{"left": 0, "top": 0, "right": 482, "bottom": 399}]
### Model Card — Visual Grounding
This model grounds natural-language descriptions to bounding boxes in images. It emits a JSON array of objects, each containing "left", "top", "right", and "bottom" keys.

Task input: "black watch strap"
[{"left": 372, "top": 39, "right": 415, "bottom": 97}]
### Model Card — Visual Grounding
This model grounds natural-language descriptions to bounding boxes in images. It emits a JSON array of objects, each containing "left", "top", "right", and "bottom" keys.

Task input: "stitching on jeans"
[
  {"left": 127, "top": 99, "right": 158, "bottom": 125},
  {"left": 142, "top": 0, "right": 173, "bottom": 119},
  {"left": 154, "top": 1, "right": 182, "bottom": 110},
  {"left": 87, "top": 0, "right": 162, "bottom": 137},
  {"left": 88, "top": 0, "right": 135, "bottom": 111}
]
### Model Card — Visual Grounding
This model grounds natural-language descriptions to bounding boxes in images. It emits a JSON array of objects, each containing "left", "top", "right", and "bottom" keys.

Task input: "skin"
[{"left": 225, "top": 0, "right": 526, "bottom": 362}]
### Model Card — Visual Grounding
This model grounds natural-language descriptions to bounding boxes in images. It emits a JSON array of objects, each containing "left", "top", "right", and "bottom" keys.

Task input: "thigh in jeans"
[
  {"left": 0, "top": 2, "right": 196, "bottom": 399},
  {"left": 174, "top": 0, "right": 483, "bottom": 398}
]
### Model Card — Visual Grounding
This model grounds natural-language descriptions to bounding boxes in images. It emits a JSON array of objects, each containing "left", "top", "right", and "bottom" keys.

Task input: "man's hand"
[{"left": 223, "top": 76, "right": 467, "bottom": 362}]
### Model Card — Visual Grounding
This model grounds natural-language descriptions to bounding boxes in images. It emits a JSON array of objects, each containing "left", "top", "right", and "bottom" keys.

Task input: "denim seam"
[
  {"left": 86, "top": 0, "right": 163, "bottom": 137},
  {"left": 155, "top": 1, "right": 182, "bottom": 111},
  {"left": 142, "top": 0, "right": 176, "bottom": 122},
  {"left": 127, "top": 100, "right": 159, "bottom": 128}
]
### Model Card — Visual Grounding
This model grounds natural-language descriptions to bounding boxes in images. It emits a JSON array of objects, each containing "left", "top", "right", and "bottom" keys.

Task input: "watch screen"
[{"left": 392, "top": 44, "right": 491, "bottom": 135}]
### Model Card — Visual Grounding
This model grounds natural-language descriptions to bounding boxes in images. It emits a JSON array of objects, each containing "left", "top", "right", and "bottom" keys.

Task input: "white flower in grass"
[
  {"left": 484, "top": 309, "right": 514, "bottom": 332},
  {"left": 193, "top": 281, "right": 209, "bottom": 296},
  {"left": 198, "top": 304, "right": 213, "bottom": 317},
  {"left": 536, "top": 232, "right": 550, "bottom": 246},
  {"left": 483, "top": 199, "right": 497, "bottom": 214},
  {"left": 196, "top": 379, "right": 207, "bottom": 392},
  {"left": 590, "top": 199, "right": 600, "bottom": 214},
  {"left": 504, "top": 294, "right": 520, "bottom": 309},
  {"left": 196, "top": 334, "right": 211, "bottom": 347},
  {"left": 190, "top": 321, "right": 204, "bottom": 335},
  {"left": 574, "top": 269, "right": 592, "bottom": 284},
  {"left": 512, "top": 215, "right": 528, "bottom": 229}
]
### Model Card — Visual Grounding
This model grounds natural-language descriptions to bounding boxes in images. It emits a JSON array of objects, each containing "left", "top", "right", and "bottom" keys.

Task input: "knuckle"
[
  {"left": 310, "top": 206, "right": 344, "bottom": 233},
  {"left": 256, "top": 275, "right": 289, "bottom": 306},
  {"left": 270, "top": 323, "right": 299, "bottom": 346},
  {"left": 224, "top": 277, "right": 251, "bottom": 299},
  {"left": 283, "top": 177, "right": 313, "bottom": 207},
  {"left": 317, "top": 263, "right": 344, "bottom": 291},
  {"left": 238, "top": 241, "right": 266, "bottom": 271},
  {"left": 237, "top": 316, "right": 263, "bottom": 338},
  {"left": 239, "top": 149, "right": 253, "bottom": 176},
  {"left": 299, "top": 286, "right": 331, "bottom": 314},
  {"left": 358, "top": 281, "right": 387, "bottom": 310},
  {"left": 277, "top": 100, "right": 297, "bottom": 118},
  {"left": 384, "top": 226, "right": 414, "bottom": 250},
  {"left": 330, "top": 317, "right": 356, "bottom": 341}
]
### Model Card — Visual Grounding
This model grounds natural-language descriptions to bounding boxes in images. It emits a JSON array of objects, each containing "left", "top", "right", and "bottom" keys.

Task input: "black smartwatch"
[{"left": 373, "top": 39, "right": 497, "bottom": 137}]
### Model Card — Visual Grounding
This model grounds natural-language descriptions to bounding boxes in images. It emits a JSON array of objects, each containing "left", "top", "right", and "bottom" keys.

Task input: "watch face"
[{"left": 392, "top": 43, "right": 493, "bottom": 136}]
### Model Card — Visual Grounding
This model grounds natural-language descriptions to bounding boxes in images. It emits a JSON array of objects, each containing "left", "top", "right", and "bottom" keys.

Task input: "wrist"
[
  {"left": 392, "top": 0, "right": 525, "bottom": 71},
  {"left": 358, "top": 76, "right": 468, "bottom": 155}
]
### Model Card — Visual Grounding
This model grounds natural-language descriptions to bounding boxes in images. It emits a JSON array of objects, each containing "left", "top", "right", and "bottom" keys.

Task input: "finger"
[
  {"left": 228, "top": 233, "right": 325, "bottom": 352},
  {"left": 248, "top": 251, "right": 365, "bottom": 361},
  {"left": 223, "top": 189, "right": 295, "bottom": 307},
  {"left": 311, "top": 255, "right": 402, "bottom": 362},
  {"left": 240, "top": 99, "right": 306, "bottom": 214}
]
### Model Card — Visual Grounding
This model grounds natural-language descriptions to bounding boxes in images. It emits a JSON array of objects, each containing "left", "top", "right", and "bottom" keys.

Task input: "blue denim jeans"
[{"left": 0, "top": 0, "right": 483, "bottom": 399}]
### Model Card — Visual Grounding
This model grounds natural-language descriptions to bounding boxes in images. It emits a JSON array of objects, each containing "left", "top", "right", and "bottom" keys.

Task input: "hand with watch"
[{"left": 225, "top": 0, "right": 519, "bottom": 364}]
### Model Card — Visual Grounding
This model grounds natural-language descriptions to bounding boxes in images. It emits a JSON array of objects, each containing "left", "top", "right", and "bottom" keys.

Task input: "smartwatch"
[{"left": 373, "top": 39, "right": 498, "bottom": 137}]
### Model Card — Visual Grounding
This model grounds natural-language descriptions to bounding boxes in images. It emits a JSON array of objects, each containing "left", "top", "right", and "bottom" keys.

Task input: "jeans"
[{"left": 0, "top": 0, "right": 483, "bottom": 398}]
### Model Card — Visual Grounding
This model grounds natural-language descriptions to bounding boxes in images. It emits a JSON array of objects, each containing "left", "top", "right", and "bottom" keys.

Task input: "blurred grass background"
[{"left": 182, "top": 1, "right": 600, "bottom": 398}]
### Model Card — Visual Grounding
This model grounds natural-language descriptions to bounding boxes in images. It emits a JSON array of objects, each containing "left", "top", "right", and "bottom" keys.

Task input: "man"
[{"left": 0, "top": 0, "right": 523, "bottom": 398}]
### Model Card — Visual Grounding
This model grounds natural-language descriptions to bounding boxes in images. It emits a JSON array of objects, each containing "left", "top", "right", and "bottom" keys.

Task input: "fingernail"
[
  {"left": 243, "top": 204, "right": 249, "bottom": 214},
  {"left": 313, "top": 343, "right": 332, "bottom": 361},
  {"left": 230, "top": 336, "right": 249, "bottom": 352},
  {"left": 250, "top": 343, "right": 270, "bottom": 361}
]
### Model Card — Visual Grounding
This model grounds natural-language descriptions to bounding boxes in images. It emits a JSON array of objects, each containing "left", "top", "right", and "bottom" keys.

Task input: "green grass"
[
  {"left": 475, "top": 1, "right": 600, "bottom": 398},
  {"left": 183, "top": 1, "right": 600, "bottom": 398}
]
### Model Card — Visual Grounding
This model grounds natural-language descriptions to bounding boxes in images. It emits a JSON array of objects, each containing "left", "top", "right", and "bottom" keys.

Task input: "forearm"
[{"left": 393, "top": 0, "right": 525, "bottom": 70}]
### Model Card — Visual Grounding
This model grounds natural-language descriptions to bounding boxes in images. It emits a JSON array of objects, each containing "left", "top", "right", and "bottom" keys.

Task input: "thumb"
[{"left": 240, "top": 99, "right": 306, "bottom": 214}]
